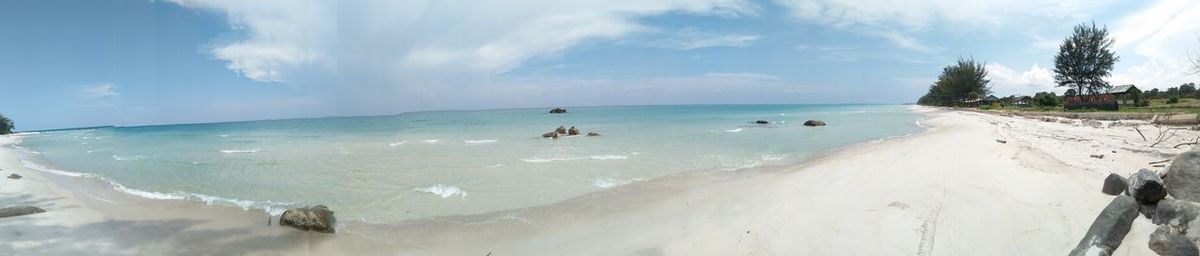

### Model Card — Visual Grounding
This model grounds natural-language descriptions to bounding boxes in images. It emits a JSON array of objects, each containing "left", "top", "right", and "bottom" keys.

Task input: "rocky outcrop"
[
  {"left": 803, "top": 120, "right": 826, "bottom": 127},
  {"left": 542, "top": 132, "right": 559, "bottom": 139},
  {"left": 7, "top": 173, "right": 21, "bottom": 179},
  {"left": 0, "top": 206, "right": 46, "bottom": 218},
  {"left": 1103, "top": 173, "right": 1128, "bottom": 196},
  {"left": 568, "top": 127, "right": 579, "bottom": 136},
  {"left": 1149, "top": 225, "right": 1199, "bottom": 256},
  {"left": 279, "top": 205, "right": 336, "bottom": 233},
  {"left": 549, "top": 108, "right": 567, "bottom": 114},
  {"left": 1128, "top": 169, "right": 1167, "bottom": 204},
  {"left": 1069, "top": 195, "right": 1139, "bottom": 256},
  {"left": 754, "top": 120, "right": 769, "bottom": 124},
  {"left": 586, "top": 132, "right": 600, "bottom": 136},
  {"left": 1167, "top": 148, "right": 1200, "bottom": 202},
  {"left": 555, "top": 126, "right": 567, "bottom": 135}
]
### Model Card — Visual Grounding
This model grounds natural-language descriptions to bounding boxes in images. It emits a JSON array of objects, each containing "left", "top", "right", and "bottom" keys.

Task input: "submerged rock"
[
  {"left": 555, "top": 126, "right": 567, "bottom": 134},
  {"left": 542, "top": 132, "right": 559, "bottom": 139},
  {"left": 1167, "top": 148, "right": 1200, "bottom": 201},
  {"left": 7, "top": 173, "right": 21, "bottom": 179},
  {"left": 1149, "top": 225, "right": 1199, "bottom": 256},
  {"left": 803, "top": 120, "right": 826, "bottom": 127},
  {"left": 1129, "top": 169, "right": 1167, "bottom": 204},
  {"left": 1102, "top": 173, "right": 1128, "bottom": 196},
  {"left": 549, "top": 108, "right": 567, "bottom": 114},
  {"left": 1069, "top": 195, "right": 1139, "bottom": 256},
  {"left": 586, "top": 132, "right": 601, "bottom": 136},
  {"left": 0, "top": 206, "right": 46, "bottom": 218},
  {"left": 279, "top": 205, "right": 336, "bottom": 233},
  {"left": 754, "top": 120, "right": 769, "bottom": 124}
]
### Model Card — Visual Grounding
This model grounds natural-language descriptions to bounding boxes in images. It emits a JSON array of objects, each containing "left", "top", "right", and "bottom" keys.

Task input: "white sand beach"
[{"left": 2, "top": 107, "right": 1193, "bottom": 255}]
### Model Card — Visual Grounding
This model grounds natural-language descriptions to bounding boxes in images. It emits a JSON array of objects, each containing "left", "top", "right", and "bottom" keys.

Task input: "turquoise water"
[{"left": 16, "top": 104, "right": 921, "bottom": 223}]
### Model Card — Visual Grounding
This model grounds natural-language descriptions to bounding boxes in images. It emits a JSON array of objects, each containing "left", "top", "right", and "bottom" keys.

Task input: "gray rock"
[
  {"left": 1103, "top": 173, "right": 1128, "bottom": 196},
  {"left": 1154, "top": 199, "right": 1200, "bottom": 227},
  {"left": 1129, "top": 169, "right": 1168, "bottom": 204},
  {"left": 279, "top": 205, "right": 336, "bottom": 233},
  {"left": 0, "top": 206, "right": 46, "bottom": 218},
  {"left": 555, "top": 126, "right": 567, "bottom": 134},
  {"left": 754, "top": 120, "right": 769, "bottom": 124},
  {"left": 586, "top": 132, "right": 600, "bottom": 136},
  {"left": 1091, "top": 154, "right": 1105, "bottom": 159},
  {"left": 7, "top": 173, "right": 21, "bottom": 179},
  {"left": 1084, "top": 119, "right": 1103, "bottom": 127},
  {"left": 542, "top": 132, "right": 559, "bottom": 139},
  {"left": 568, "top": 127, "right": 579, "bottom": 136},
  {"left": 1149, "top": 225, "right": 1199, "bottom": 256},
  {"left": 1069, "top": 196, "right": 1139, "bottom": 256},
  {"left": 803, "top": 120, "right": 826, "bottom": 126},
  {"left": 1167, "top": 148, "right": 1200, "bottom": 202}
]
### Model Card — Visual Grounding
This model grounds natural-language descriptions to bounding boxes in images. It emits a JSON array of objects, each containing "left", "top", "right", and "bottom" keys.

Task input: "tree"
[
  {"left": 1182, "top": 83, "right": 1198, "bottom": 97},
  {"left": 0, "top": 113, "right": 12, "bottom": 135},
  {"left": 1033, "top": 92, "right": 1060, "bottom": 107},
  {"left": 916, "top": 58, "right": 991, "bottom": 106},
  {"left": 1054, "top": 22, "right": 1119, "bottom": 95},
  {"left": 1168, "top": 87, "right": 1180, "bottom": 96}
]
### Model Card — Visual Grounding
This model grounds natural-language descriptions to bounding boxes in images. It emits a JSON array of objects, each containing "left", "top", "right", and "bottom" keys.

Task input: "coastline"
[{"left": 1, "top": 106, "right": 1188, "bottom": 255}]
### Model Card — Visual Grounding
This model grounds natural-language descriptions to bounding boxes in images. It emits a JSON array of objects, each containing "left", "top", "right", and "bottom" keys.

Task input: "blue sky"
[{"left": 1, "top": 0, "right": 1199, "bottom": 130}]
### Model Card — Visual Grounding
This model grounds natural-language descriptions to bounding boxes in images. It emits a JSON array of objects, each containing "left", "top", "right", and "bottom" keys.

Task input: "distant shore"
[{"left": 4, "top": 107, "right": 1196, "bottom": 254}]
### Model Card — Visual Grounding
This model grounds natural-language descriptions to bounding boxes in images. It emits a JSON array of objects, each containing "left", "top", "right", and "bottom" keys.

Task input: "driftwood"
[
  {"left": 1151, "top": 159, "right": 1174, "bottom": 165},
  {"left": 1151, "top": 127, "right": 1187, "bottom": 147},
  {"left": 1136, "top": 126, "right": 1148, "bottom": 141}
]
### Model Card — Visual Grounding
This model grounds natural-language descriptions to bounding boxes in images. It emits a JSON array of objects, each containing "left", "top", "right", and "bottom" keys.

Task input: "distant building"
[
  {"left": 1107, "top": 84, "right": 1140, "bottom": 105},
  {"left": 1015, "top": 96, "right": 1032, "bottom": 107}
]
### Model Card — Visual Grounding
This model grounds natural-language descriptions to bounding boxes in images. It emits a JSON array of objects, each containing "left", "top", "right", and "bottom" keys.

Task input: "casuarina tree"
[{"left": 1053, "top": 22, "right": 1119, "bottom": 95}]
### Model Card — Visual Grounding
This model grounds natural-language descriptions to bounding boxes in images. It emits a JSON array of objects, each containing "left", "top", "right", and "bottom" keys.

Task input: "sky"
[{"left": 1, "top": 0, "right": 1199, "bottom": 130}]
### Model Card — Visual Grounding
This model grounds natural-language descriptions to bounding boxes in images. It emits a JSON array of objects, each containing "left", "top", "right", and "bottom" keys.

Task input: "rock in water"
[
  {"left": 542, "top": 132, "right": 559, "bottom": 139},
  {"left": 555, "top": 126, "right": 567, "bottom": 134},
  {"left": 549, "top": 108, "right": 567, "bottom": 114},
  {"left": 1149, "top": 225, "right": 1199, "bottom": 256},
  {"left": 1069, "top": 196, "right": 1139, "bottom": 256},
  {"left": 754, "top": 120, "right": 769, "bottom": 124},
  {"left": 7, "top": 173, "right": 21, "bottom": 179},
  {"left": 1129, "top": 169, "right": 1168, "bottom": 204},
  {"left": 1167, "top": 148, "right": 1200, "bottom": 201},
  {"left": 568, "top": 127, "right": 579, "bottom": 136},
  {"left": 586, "top": 132, "right": 600, "bottom": 136},
  {"left": 803, "top": 120, "right": 826, "bottom": 126},
  {"left": 0, "top": 206, "right": 46, "bottom": 218},
  {"left": 279, "top": 205, "right": 336, "bottom": 233},
  {"left": 1102, "top": 173, "right": 1128, "bottom": 196}
]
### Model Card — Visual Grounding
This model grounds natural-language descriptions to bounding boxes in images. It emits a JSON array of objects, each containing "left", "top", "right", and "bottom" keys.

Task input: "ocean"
[{"left": 13, "top": 104, "right": 922, "bottom": 224}]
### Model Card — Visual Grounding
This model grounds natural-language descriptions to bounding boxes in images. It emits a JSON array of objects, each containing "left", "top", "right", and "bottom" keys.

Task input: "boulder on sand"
[
  {"left": 803, "top": 120, "right": 826, "bottom": 127},
  {"left": 279, "top": 205, "right": 336, "bottom": 233},
  {"left": 0, "top": 206, "right": 46, "bottom": 218},
  {"left": 555, "top": 126, "right": 567, "bottom": 134},
  {"left": 568, "top": 126, "right": 579, "bottom": 136},
  {"left": 1128, "top": 169, "right": 1168, "bottom": 204},
  {"left": 542, "top": 132, "right": 559, "bottom": 139},
  {"left": 7, "top": 173, "right": 21, "bottom": 179},
  {"left": 1153, "top": 199, "right": 1200, "bottom": 227},
  {"left": 1166, "top": 148, "right": 1200, "bottom": 202},
  {"left": 1069, "top": 195, "right": 1139, "bottom": 256},
  {"left": 1102, "top": 173, "right": 1128, "bottom": 196},
  {"left": 1149, "top": 225, "right": 1199, "bottom": 256},
  {"left": 549, "top": 108, "right": 567, "bottom": 114}
]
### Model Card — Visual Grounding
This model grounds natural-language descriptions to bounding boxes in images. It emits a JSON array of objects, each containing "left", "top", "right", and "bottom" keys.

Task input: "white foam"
[
  {"left": 388, "top": 141, "right": 408, "bottom": 147},
  {"left": 111, "top": 184, "right": 185, "bottom": 200},
  {"left": 20, "top": 159, "right": 94, "bottom": 177},
  {"left": 422, "top": 139, "right": 440, "bottom": 144},
  {"left": 724, "top": 128, "right": 743, "bottom": 133},
  {"left": 721, "top": 161, "right": 762, "bottom": 171},
  {"left": 112, "top": 155, "right": 147, "bottom": 161},
  {"left": 592, "top": 178, "right": 624, "bottom": 188},
  {"left": 761, "top": 154, "right": 786, "bottom": 161},
  {"left": 464, "top": 139, "right": 497, "bottom": 144},
  {"left": 780, "top": 113, "right": 787, "bottom": 116},
  {"left": 484, "top": 164, "right": 504, "bottom": 168},
  {"left": 218, "top": 134, "right": 229, "bottom": 138},
  {"left": 521, "top": 157, "right": 583, "bottom": 163},
  {"left": 590, "top": 155, "right": 628, "bottom": 160},
  {"left": 220, "top": 148, "right": 259, "bottom": 154},
  {"left": 414, "top": 184, "right": 467, "bottom": 199}
]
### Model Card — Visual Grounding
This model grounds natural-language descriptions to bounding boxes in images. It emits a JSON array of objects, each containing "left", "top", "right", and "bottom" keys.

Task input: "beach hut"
[
  {"left": 1015, "top": 96, "right": 1032, "bottom": 107},
  {"left": 1107, "top": 84, "right": 1139, "bottom": 105}
]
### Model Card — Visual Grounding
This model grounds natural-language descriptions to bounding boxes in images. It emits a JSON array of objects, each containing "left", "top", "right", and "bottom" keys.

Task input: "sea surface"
[{"left": 14, "top": 104, "right": 922, "bottom": 223}]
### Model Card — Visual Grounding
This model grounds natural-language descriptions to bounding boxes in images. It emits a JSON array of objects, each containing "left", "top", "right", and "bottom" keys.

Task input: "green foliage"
[
  {"left": 916, "top": 58, "right": 991, "bottom": 106},
  {"left": 0, "top": 113, "right": 12, "bottom": 135},
  {"left": 1053, "top": 22, "right": 1119, "bottom": 95},
  {"left": 1182, "top": 83, "right": 1197, "bottom": 97},
  {"left": 1033, "top": 92, "right": 1060, "bottom": 107},
  {"left": 1169, "top": 96, "right": 1180, "bottom": 104}
]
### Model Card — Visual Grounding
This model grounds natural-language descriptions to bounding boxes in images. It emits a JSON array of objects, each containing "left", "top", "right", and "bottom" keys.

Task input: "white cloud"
[
  {"left": 986, "top": 63, "right": 1055, "bottom": 96},
  {"left": 76, "top": 83, "right": 119, "bottom": 99},
  {"left": 1109, "top": 0, "right": 1200, "bottom": 89},
  {"left": 649, "top": 27, "right": 759, "bottom": 50}
]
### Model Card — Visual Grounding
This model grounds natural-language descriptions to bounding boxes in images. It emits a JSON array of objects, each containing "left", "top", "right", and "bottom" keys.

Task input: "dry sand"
[{"left": 1, "top": 107, "right": 1195, "bottom": 255}]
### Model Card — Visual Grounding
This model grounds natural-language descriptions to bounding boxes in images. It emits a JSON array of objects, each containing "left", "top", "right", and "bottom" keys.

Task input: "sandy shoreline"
[{"left": 2, "top": 107, "right": 1195, "bottom": 255}]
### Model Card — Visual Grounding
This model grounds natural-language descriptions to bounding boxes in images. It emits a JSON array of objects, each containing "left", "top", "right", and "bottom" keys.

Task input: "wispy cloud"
[
  {"left": 649, "top": 28, "right": 760, "bottom": 50},
  {"left": 75, "top": 83, "right": 119, "bottom": 99}
]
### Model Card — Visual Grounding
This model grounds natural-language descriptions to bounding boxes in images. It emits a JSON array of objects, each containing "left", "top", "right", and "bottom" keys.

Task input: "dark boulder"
[
  {"left": 568, "top": 127, "right": 579, "bottom": 136},
  {"left": 0, "top": 206, "right": 46, "bottom": 218},
  {"left": 586, "top": 132, "right": 600, "bottom": 136},
  {"left": 1167, "top": 148, "right": 1200, "bottom": 201},
  {"left": 803, "top": 120, "right": 826, "bottom": 127},
  {"left": 1149, "top": 225, "right": 1199, "bottom": 256},
  {"left": 279, "top": 205, "right": 336, "bottom": 233},
  {"left": 754, "top": 120, "right": 769, "bottom": 124},
  {"left": 549, "top": 108, "right": 567, "bottom": 114},
  {"left": 555, "top": 126, "right": 567, "bottom": 134},
  {"left": 542, "top": 132, "right": 559, "bottom": 139},
  {"left": 1069, "top": 195, "right": 1139, "bottom": 256},
  {"left": 1128, "top": 169, "right": 1168, "bottom": 204},
  {"left": 7, "top": 173, "right": 21, "bottom": 179},
  {"left": 1102, "top": 173, "right": 1128, "bottom": 196},
  {"left": 1154, "top": 199, "right": 1200, "bottom": 227}
]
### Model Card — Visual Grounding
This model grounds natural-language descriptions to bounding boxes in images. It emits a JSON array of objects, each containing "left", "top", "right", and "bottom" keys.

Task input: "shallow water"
[{"left": 17, "top": 104, "right": 921, "bottom": 223}]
